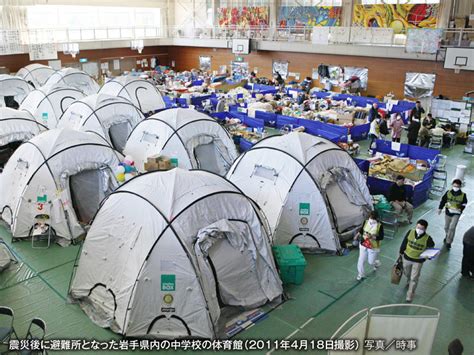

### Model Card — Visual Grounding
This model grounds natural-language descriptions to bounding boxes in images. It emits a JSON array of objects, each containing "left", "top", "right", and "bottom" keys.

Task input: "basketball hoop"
[{"left": 63, "top": 43, "right": 79, "bottom": 58}]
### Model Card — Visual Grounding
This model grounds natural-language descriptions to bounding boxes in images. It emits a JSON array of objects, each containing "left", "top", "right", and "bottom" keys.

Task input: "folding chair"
[
  {"left": 429, "top": 134, "right": 443, "bottom": 150},
  {"left": 0, "top": 307, "right": 18, "bottom": 346},
  {"left": 430, "top": 154, "right": 448, "bottom": 200},
  {"left": 20, "top": 318, "right": 47, "bottom": 355},
  {"left": 379, "top": 209, "right": 399, "bottom": 239}
]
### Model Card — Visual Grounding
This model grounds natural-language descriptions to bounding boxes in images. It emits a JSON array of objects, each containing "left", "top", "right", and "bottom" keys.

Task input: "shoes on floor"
[
  {"left": 406, "top": 298, "right": 413, "bottom": 303},
  {"left": 446, "top": 243, "right": 451, "bottom": 250},
  {"left": 373, "top": 260, "right": 381, "bottom": 271},
  {"left": 356, "top": 275, "right": 364, "bottom": 281}
]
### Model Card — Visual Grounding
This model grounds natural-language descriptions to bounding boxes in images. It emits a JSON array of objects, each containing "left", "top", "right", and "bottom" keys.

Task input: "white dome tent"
[
  {"left": 0, "top": 108, "right": 47, "bottom": 168},
  {"left": 0, "top": 129, "right": 120, "bottom": 245},
  {"left": 58, "top": 94, "right": 144, "bottom": 152},
  {"left": 69, "top": 168, "right": 282, "bottom": 339},
  {"left": 0, "top": 74, "right": 34, "bottom": 108},
  {"left": 226, "top": 132, "right": 373, "bottom": 252},
  {"left": 16, "top": 64, "right": 56, "bottom": 88},
  {"left": 99, "top": 76, "right": 166, "bottom": 113},
  {"left": 20, "top": 84, "right": 86, "bottom": 129},
  {"left": 45, "top": 68, "right": 99, "bottom": 96},
  {"left": 124, "top": 108, "right": 238, "bottom": 176}
]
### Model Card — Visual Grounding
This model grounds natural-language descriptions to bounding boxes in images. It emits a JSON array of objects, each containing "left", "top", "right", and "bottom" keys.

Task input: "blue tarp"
[
  {"left": 239, "top": 138, "right": 253, "bottom": 152},
  {"left": 350, "top": 123, "right": 370, "bottom": 141},
  {"left": 191, "top": 94, "right": 212, "bottom": 107},
  {"left": 243, "top": 116, "right": 265, "bottom": 129},
  {"left": 192, "top": 80, "right": 204, "bottom": 86},
  {"left": 255, "top": 111, "right": 277, "bottom": 127}
]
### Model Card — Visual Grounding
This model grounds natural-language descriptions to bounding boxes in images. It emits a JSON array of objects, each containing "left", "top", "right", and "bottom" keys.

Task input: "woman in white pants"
[{"left": 354, "top": 211, "right": 385, "bottom": 280}]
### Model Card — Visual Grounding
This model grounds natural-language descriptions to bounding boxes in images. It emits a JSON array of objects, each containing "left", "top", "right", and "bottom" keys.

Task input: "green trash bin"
[{"left": 272, "top": 245, "right": 307, "bottom": 285}]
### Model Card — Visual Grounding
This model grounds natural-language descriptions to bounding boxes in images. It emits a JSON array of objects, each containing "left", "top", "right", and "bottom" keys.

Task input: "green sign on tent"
[
  {"left": 299, "top": 203, "right": 310, "bottom": 216},
  {"left": 161, "top": 274, "right": 176, "bottom": 291}
]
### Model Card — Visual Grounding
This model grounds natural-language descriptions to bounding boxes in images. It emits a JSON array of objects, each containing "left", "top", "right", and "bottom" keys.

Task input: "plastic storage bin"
[{"left": 272, "top": 245, "right": 307, "bottom": 285}]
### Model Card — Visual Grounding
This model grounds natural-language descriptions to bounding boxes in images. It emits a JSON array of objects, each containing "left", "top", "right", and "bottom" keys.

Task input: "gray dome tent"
[{"left": 69, "top": 168, "right": 282, "bottom": 339}]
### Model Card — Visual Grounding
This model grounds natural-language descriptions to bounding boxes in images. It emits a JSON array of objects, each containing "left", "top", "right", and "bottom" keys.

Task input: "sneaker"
[
  {"left": 406, "top": 297, "right": 413, "bottom": 303},
  {"left": 356, "top": 275, "right": 364, "bottom": 281},
  {"left": 446, "top": 243, "right": 451, "bottom": 250}
]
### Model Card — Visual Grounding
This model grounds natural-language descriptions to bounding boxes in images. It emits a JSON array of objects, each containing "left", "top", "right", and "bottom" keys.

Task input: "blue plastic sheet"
[
  {"left": 239, "top": 138, "right": 253, "bottom": 152},
  {"left": 350, "top": 123, "right": 370, "bottom": 141},
  {"left": 255, "top": 111, "right": 277, "bottom": 127},
  {"left": 243, "top": 116, "right": 265, "bottom": 129}
]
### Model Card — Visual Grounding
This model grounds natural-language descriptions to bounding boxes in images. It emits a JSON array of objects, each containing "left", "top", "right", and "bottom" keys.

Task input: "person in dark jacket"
[
  {"left": 410, "top": 100, "right": 425, "bottom": 121},
  {"left": 355, "top": 211, "right": 384, "bottom": 280},
  {"left": 367, "top": 103, "right": 378, "bottom": 123},
  {"left": 407, "top": 115, "right": 421, "bottom": 145},
  {"left": 461, "top": 226, "right": 474, "bottom": 278},
  {"left": 388, "top": 176, "right": 413, "bottom": 223},
  {"left": 399, "top": 219, "right": 435, "bottom": 302},
  {"left": 438, "top": 179, "right": 467, "bottom": 250},
  {"left": 379, "top": 114, "right": 389, "bottom": 139},
  {"left": 448, "top": 338, "right": 464, "bottom": 355}
]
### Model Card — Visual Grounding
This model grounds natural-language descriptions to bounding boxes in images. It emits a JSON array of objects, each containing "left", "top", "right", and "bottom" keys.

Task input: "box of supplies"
[{"left": 272, "top": 245, "right": 307, "bottom": 285}]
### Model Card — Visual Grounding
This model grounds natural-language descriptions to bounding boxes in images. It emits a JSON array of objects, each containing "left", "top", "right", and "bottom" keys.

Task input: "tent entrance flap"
[
  {"left": 109, "top": 121, "right": 130, "bottom": 152},
  {"left": 193, "top": 139, "right": 230, "bottom": 175},
  {"left": 69, "top": 168, "right": 113, "bottom": 225},
  {"left": 0, "top": 141, "right": 22, "bottom": 168},
  {"left": 325, "top": 181, "right": 365, "bottom": 235},
  {"left": 196, "top": 220, "right": 267, "bottom": 308}
]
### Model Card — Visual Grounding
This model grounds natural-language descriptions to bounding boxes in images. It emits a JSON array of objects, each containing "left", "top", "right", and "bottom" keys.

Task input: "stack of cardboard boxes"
[{"left": 144, "top": 155, "right": 174, "bottom": 172}]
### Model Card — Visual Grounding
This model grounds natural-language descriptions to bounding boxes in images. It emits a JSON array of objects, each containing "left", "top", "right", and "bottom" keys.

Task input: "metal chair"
[
  {"left": 429, "top": 154, "right": 448, "bottom": 200},
  {"left": 379, "top": 209, "right": 399, "bottom": 239},
  {"left": 20, "top": 318, "right": 47, "bottom": 355},
  {"left": 0, "top": 307, "right": 18, "bottom": 346},
  {"left": 429, "top": 134, "right": 443, "bottom": 150}
]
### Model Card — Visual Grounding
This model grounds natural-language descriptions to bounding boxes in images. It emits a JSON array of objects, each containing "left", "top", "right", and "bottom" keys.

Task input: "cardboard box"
[{"left": 144, "top": 161, "right": 159, "bottom": 172}]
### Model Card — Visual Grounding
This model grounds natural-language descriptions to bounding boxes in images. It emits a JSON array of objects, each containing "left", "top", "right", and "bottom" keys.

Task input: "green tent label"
[
  {"left": 299, "top": 203, "right": 310, "bottom": 216},
  {"left": 42, "top": 113, "right": 48, "bottom": 121},
  {"left": 37, "top": 195, "right": 47, "bottom": 203},
  {"left": 161, "top": 274, "right": 176, "bottom": 291}
]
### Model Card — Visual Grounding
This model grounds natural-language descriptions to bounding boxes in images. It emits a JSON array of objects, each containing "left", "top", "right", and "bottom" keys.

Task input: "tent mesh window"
[{"left": 252, "top": 165, "right": 278, "bottom": 182}]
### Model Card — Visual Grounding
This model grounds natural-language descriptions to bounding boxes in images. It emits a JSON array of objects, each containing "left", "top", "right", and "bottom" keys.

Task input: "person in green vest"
[
  {"left": 399, "top": 219, "right": 435, "bottom": 302},
  {"left": 438, "top": 179, "right": 467, "bottom": 250},
  {"left": 355, "top": 211, "right": 384, "bottom": 281}
]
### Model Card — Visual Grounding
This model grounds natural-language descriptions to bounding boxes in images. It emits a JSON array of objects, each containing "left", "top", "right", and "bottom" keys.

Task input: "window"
[{"left": 26, "top": 5, "right": 161, "bottom": 30}]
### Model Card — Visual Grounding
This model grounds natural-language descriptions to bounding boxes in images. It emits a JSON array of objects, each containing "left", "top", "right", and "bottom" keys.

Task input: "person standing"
[
  {"left": 379, "top": 114, "right": 389, "bottom": 140},
  {"left": 407, "top": 115, "right": 421, "bottom": 146},
  {"left": 438, "top": 179, "right": 468, "bottom": 250},
  {"left": 461, "top": 226, "right": 474, "bottom": 278},
  {"left": 410, "top": 100, "right": 425, "bottom": 121},
  {"left": 399, "top": 219, "right": 435, "bottom": 302},
  {"left": 355, "top": 211, "right": 384, "bottom": 281},
  {"left": 388, "top": 176, "right": 413, "bottom": 223},
  {"left": 390, "top": 114, "right": 404, "bottom": 143},
  {"left": 368, "top": 102, "right": 379, "bottom": 123},
  {"left": 368, "top": 116, "right": 381, "bottom": 150},
  {"left": 419, "top": 113, "right": 436, "bottom": 147}
]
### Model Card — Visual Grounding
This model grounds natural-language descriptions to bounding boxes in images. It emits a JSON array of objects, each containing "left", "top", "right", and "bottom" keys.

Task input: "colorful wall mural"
[
  {"left": 278, "top": 6, "right": 342, "bottom": 28},
  {"left": 217, "top": 7, "right": 269, "bottom": 28},
  {"left": 353, "top": 4, "right": 438, "bottom": 33}
]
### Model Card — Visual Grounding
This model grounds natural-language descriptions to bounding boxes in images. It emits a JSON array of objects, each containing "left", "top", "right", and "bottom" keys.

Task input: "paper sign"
[
  {"left": 37, "top": 194, "right": 47, "bottom": 203},
  {"left": 161, "top": 274, "right": 176, "bottom": 291},
  {"left": 113, "top": 59, "right": 120, "bottom": 70},
  {"left": 391, "top": 142, "right": 401, "bottom": 152}
]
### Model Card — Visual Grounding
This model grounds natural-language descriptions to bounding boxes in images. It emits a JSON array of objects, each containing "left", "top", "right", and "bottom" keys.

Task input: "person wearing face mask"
[
  {"left": 438, "top": 179, "right": 467, "bottom": 250},
  {"left": 399, "top": 219, "right": 434, "bottom": 302},
  {"left": 389, "top": 114, "right": 403, "bottom": 143},
  {"left": 388, "top": 176, "right": 413, "bottom": 224},
  {"left": 354, "top": 211, "right": 384, "bottom": 281}
]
